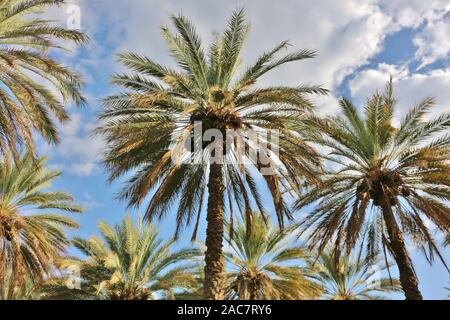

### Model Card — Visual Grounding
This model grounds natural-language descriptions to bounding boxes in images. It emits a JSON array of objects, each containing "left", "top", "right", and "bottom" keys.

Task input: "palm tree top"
[
  {"left": 225, "top": 215, "right": 322, "bottom": 300},
  {"left": 308, "top": 250, "right": 402, "bottom": 300},
  {"left": 320, "top": 79, "right": 449, "bottom": 172},
  {"left": 226, "top": 214, "right": 304, "bottom": 269},
  {"left": 297, "top": 79, "right": 450, "bottom": 270},
  {"left": 43, "top": 215, "right": 200, "bottom": 300},
  {"left": 116, "top": 8, "right": 323, "bottom": 94}
]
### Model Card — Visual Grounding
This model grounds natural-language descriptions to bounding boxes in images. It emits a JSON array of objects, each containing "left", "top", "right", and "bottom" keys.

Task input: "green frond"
[
  {"left": 42, "top": 215, "right": 201, "bottom": 300},
  {"left": 224, "top": 215, "right": 322, "bottom": 300},
  {"left": 0, "top": 153, "right": 81, "bottom": 298},
  {"left": 0, "top": 0, "right": 87, "bottom": 158},
  {"left": 308, "top": 251, "right": 401, "bottom": 300}
]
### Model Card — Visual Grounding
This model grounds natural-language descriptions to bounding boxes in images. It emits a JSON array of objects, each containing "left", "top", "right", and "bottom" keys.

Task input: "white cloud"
[
  {"left": 80, "top": 192, "right": 104, "bottom": 211},
  {"left": 379, "top": 0, "right": 450, "bottom": 27},
  {"left": 42, "top": 1, "right": 450, "bottom": 92},
  {"left": 53, "top": 0, "right": 448, "bottom": 114},
  {"left": 48, "top": 113, "right": 105, "bottom": 177},
  {"left": 70, "top": 162, "right": 97, "bottom": 177},
  {"left": 376, "top": 0, "right": 450, "bottom": 69},
  {"left": 38, "top": 1, "right": 450, "bottom": 112},
  {"left": 414, "top": 15, "right": 450, "bottom": 69},
  {"left": 349, "top": 63, "right": 450, "bottom": 120},
  {"left": 313, "top": 94, "right": 342, "bottom": 116}
]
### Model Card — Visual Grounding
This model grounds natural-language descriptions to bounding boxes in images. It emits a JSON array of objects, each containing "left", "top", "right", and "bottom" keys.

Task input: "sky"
[{"left": 38, "top": 0, "right": 450, "bottom": 299}]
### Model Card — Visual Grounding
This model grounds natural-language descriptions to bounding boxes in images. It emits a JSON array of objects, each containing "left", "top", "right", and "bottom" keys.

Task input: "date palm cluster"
[{"left": 0, "top": 2, "right": 448, "bottom": 301}]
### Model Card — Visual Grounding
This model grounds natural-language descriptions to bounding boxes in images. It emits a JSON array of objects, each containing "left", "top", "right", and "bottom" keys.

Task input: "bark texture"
[
  {"left": 381, "top": 196, "right": 423, "bottom": 300},
  {"left": 204, "top": 163, "right": 225, "bottom": 300}
]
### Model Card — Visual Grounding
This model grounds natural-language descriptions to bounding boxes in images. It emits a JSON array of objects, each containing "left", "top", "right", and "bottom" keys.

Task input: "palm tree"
[
  {"left": 98, "top": 8, "right": 326, "bottom": 300},
  {"left": 295, "top": 80, "right": 450, "bottom": 300},
  {"left": 0, "top": 153, "right": 81, "bottom": 298},
  {"left": 0, "top": 267, "right": 40, "bottom": 300},
  {"left": 308, "top": 251, "right": 401, "bottom": 300},
  {"left": 225, "top": 215, "right": 322, "bottom": 300},
  {"left": 43, "top": 216, "right": 200, "bottom": 300},
  {"left": 0, "top": 0, "right": 87, "bottom": 160}
]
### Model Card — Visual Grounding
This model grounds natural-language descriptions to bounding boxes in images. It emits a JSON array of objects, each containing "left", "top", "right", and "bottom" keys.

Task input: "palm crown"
[
  {"left": 0, "top": 0, "right": 87, "bottom": 160},
  {"left": 225, "top": 215, "right": 322, "bottom": 300},
  {"left": 296, "top": 80, "right": 450, "bottom": 299},
  {"left": 99, "top": 8, "right": 326, "bottom": 229},
  {"left": 43, "top": 216, "right": 200, "bottom": 300},
  {"left": 308, "top": 251, "right": 401, "bottom": 300},
  {"left": 98, "top": 8, "right": 326, "bottom": 299},
  {"left": 0, "top": 153, "right": 81, "bottom": 297}
]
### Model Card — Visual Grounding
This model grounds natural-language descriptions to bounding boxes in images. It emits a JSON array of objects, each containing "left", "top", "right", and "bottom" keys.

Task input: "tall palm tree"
[
  {"left": 225, "top": 215, "right": 322, "bottom": 300},
  {"left": 0, "top": 153, "right": 81, "bottom": 298},
  {"left": 0, "top": 0, "right": 87, "bottom": 160},
  {"left": 98, "top": 9, "right": 326, "bottom": 299},
  {"left": 43, "top": 216, "right": 200, "bottom": 300},
  {"left": 295, "top": 80, "right": 450, "bottom": 300},
  {"left": 308, "top": 251, "right": 401, "bottom": 300}
]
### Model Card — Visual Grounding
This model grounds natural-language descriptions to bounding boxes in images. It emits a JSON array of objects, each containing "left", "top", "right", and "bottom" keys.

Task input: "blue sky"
[{"left": 39, "top": 0, "right": 450, "bottom": 299}]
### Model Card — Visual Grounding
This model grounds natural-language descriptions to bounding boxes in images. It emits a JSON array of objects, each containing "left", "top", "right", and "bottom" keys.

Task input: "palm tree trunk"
[
  {"left": 204, "top": 163, "right": 225, "bottom": 300},
  {"left": 249, "top": 283, "right": 258, "bottom": 300},
  {"left": 380, "top": 196, "right": 423, "bottom": 300}
]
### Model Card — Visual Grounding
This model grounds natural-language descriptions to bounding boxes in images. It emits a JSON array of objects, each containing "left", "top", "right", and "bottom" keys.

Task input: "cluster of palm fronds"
[
  {"left": 0, "top": 2, "right": 449, "bottom": 300},
  {"left": 1, "top": 211, "right": 401, "bottom": 300}
]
